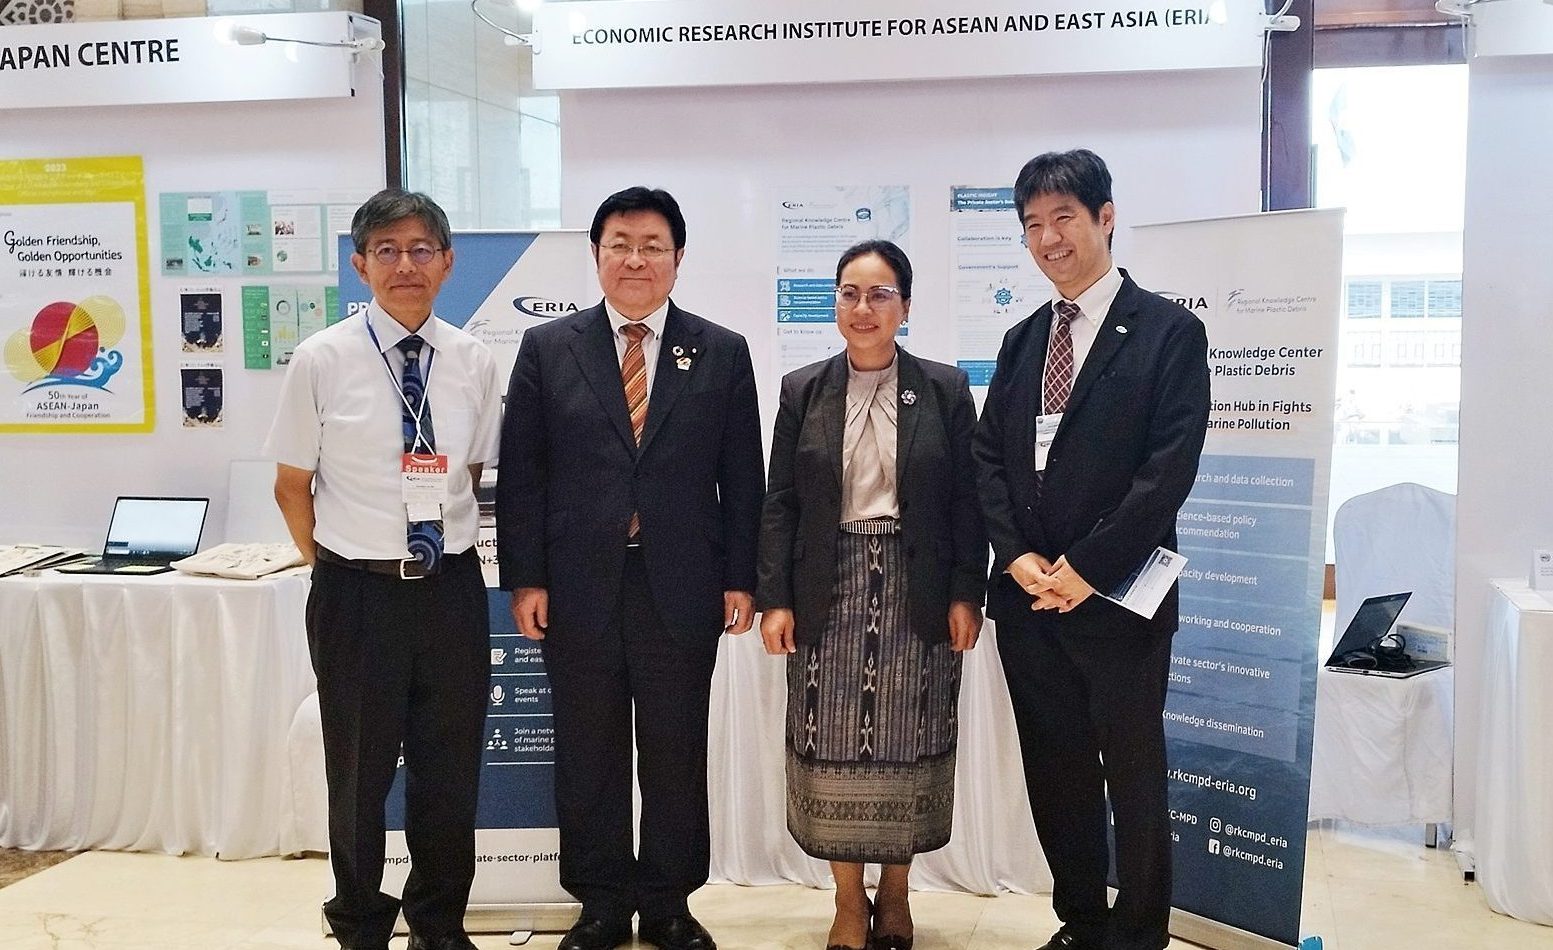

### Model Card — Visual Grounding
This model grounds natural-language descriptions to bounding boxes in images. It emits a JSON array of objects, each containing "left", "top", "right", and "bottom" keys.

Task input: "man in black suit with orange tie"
[
  {"left": 973, "top": 150, "right": 1210, "bottom": 950},
  {"left": 495, "top": 187, "right": 764, "bottom": 950}
]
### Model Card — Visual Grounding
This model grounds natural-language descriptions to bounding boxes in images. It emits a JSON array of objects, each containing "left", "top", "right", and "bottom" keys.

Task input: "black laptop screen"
[{"left": 1326, "top": 591, "right": 1412, "bottom": 665}]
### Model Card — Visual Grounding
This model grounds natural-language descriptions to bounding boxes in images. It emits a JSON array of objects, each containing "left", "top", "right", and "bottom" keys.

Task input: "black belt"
[{"left": 315, "top": 545, "right": 462, "bottom": 580}]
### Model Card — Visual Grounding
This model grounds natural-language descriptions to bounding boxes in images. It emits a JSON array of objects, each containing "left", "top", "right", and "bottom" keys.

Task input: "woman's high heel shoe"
[
  {"left": 868, "top": 897, "right": 912, "bottom": 950},
  {"left": 825, "top": 896, "right": 873, "bottom": 950}
]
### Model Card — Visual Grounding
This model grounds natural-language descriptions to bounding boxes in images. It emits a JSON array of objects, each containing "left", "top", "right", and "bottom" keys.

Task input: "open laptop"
[
  {"left": 55, "top": 497, "right": 209, "bottom": 576},
  {"left": 1324, "top": 591, "right": 1449, "bottom": 678}
]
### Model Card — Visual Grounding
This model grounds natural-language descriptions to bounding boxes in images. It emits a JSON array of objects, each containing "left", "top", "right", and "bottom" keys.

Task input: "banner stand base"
[
  {"left": 322, "top": 902, "right": 582, "bottom": 937},
  {"left": 1169, "top": 905, "right": 1295, "bottom": 950}
]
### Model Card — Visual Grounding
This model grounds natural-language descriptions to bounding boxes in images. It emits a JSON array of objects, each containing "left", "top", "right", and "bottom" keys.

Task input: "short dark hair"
[
  {"left": 1013, "top": 149, "right": 1113, "bottom": 224},
  {"left": 350, "top": 188, "right": 453, "bottom": 254},
  {"left": 589, "top": 186, "right": 687, "bottom": 249},
  {"left": 835, "top": 239, "right": 912, "bottom": 301}
]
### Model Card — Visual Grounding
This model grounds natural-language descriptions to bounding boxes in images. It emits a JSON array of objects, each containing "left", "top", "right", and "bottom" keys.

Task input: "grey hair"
[{"left": 350, "top": 188, "right": 453, "bottom": 254}]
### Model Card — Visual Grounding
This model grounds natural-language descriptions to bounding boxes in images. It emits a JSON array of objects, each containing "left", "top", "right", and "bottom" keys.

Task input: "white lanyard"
[{"left": 365, "top": 316, "right": 436, "bottom": 454}]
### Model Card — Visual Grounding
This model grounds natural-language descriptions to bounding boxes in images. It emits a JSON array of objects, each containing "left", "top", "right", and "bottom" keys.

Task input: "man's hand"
[
  {"left": 724, "top": 590, "right": 755, "bottom": 635},
  {"left": 759, "top": 607, "right": 796, "bottom": 655},
  {"left": 1009, "top": 552, "right": 1066, "bottom": 610},
  {"left": 511, "top": 587, "right": 549, "bottom": 640},
  {"left": 1008, "top": 551, "right": 1055, "bottom": 593},
  {"left": 1048, "top": 556, "right": 1096, "bottom": 612},
  {"left": 948, "top": 601, "right": 983, "bottom": 652}
]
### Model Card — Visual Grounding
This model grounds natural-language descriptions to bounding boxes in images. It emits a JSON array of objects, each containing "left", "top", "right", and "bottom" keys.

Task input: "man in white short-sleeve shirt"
[{"left": 265, "top": 189, "right": 501, "bottom": 950}]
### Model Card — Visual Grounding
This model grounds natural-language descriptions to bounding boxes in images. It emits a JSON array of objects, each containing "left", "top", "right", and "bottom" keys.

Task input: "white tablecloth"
[
  {"left": 1307, "top": 665, "right": 1453, "bottom": 824},
  {"left": 0, "top": 570, "right": 315, "bottom": 859},
  {"left": 1476, "top": 581, "right": 1553, "bottom": 924}
]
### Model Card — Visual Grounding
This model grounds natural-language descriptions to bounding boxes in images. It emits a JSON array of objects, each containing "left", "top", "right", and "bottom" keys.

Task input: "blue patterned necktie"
[{"left": 398, "top": 335, "right": 443, "bottom": 571}]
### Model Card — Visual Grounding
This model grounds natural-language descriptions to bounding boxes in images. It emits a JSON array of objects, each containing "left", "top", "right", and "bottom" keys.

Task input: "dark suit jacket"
[
  {"left": 756, "top": 348, "right": 987, "bottom": 645},
  {"left": 973, "top": 270, "right": 1210, "bottom": 638},
  {"left": 495, "top": 301, "right": 765, "bottom": 642}
]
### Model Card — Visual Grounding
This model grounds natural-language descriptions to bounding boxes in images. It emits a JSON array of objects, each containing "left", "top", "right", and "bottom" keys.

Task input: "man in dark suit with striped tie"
[
  {"left": 495, "top": 187, "right": 765, "bottom": 950},
  {"left": 973, "top": 151, "right": 1211, "bottom": 950}
]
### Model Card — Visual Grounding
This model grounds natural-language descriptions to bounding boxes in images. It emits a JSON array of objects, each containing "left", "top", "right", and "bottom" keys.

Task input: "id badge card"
[
  {"left": 1034, "top": 413, "right": 1063, "bottom": 472},
  {"left": 402, "top": 453, "right": 448, "bottom": 522}
]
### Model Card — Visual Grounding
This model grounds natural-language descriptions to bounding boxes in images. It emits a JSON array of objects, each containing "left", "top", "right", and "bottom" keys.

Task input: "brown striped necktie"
[
  {"left": 621, "top": 322, "right": 650, "bottom": 537},
  {"left": 1043, "top": 300, "right": 1080, "bottom": 414}
]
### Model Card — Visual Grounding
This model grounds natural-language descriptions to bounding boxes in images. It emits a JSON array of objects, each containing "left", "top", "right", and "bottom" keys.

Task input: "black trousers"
[
  {"left": 997, "top": 610, "right": 1174, "bottom": 950},
  {"left": 541, "top": 546, "right": 720, "bottom": 925},
  {"left": 306, "top": 550, "right": 489, "bottom": 947}
]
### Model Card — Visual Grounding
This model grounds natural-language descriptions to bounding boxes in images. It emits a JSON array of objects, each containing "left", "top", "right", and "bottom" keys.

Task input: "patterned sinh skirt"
[{"left": 786, "top": 523, "right": 962, "bottom": 865}]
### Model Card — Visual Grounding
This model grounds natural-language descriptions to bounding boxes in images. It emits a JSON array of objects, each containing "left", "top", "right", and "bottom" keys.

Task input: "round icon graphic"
[{"left": 6, "top": 296, "right": 126, "bottom": 384}]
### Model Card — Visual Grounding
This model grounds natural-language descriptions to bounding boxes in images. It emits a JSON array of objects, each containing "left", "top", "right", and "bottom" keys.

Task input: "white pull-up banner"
[
  {"left": 531, "top": 0, "right": 1267, "bottom": 89},
  {"left": 1131, "top": 209, "right": 1343, "bottom": 949}
]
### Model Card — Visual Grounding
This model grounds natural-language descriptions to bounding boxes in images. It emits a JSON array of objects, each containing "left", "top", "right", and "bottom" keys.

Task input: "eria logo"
[
  {"left": 513, "top": 296, "right": 581, "bottom": 319},
  {"left": 1227, "top": 289, "right": 1247, "bottom": 309},
  {"left": 1157, "top": 290, "right": 1209, "bottom": 311}
]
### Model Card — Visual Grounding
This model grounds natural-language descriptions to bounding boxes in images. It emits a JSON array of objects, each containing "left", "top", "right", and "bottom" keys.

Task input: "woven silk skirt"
[{"left": 785, "top": 523, "right": 962, "bottom": 864}]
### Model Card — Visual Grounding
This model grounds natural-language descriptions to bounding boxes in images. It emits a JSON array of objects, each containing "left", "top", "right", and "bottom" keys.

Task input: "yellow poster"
[{"left": 0, "top": 156, "right": 154, "bottom": 432}]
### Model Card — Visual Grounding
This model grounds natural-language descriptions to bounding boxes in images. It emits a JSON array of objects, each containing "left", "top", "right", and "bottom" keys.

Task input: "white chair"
[
  {"left": 1308, "top": 483, "right": 1455, "bottom": 838},
  {"left": 280, "top": 692, "right": 329, "bottom": 856}
]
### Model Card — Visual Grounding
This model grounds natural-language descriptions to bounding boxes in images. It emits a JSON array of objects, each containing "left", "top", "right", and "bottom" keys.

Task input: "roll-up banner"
[
  {"left": 1130, "top": 210, "right": 1343, "bottom": 949},
  {"left": 336, "top": 231, "right": 595, "bottom": 929}
]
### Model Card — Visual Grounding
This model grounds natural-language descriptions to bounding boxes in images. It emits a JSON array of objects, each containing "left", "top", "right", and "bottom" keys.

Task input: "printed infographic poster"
[
  {"left": 160, "top": 188, "right": 367, "bottom": 277},
  {"left": 774, "top": 185, "right": 910, "bottom": 375},
  {"left": 948, "top": 186, "right": 1051, "bottom": 390},
  {"left": 0, "top": 156, "right": 154, "bottom": 432},
  {"left": 241, "top": 284, "right": 340, "bottom": 369}
]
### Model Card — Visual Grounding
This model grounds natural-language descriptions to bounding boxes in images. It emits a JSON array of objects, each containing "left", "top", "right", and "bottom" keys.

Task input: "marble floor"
[{"left": 0, "top": 823, "right": 1549, "bottom": 949}]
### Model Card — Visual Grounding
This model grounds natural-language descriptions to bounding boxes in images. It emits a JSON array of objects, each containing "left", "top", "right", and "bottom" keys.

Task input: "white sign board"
[
  {"left": 1470, "top": 0, "right": 1553, "bottom": 59},
  {"left": 532, "top": 0, "right": 1266, "bottom": 89},
  {"left": 0, "top": 12, "right": 376, "bottom": 110}
]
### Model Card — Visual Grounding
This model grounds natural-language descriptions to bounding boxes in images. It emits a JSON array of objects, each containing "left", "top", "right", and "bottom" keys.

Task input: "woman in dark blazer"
[{"left": 757, "top": 240, "right": 987, "bottom": 950}]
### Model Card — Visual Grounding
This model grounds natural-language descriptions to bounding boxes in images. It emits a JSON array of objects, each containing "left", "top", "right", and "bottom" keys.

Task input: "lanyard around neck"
[{"left": 365, "top": 315, "right": 436, "bottom": 454}]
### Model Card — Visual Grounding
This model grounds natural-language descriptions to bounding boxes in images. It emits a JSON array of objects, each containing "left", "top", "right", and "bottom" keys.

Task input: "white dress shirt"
[
  {"left": 264, "top": 301, "right": 503, "bottom": 560},
  {"left": 605, "top": 298, "right": 671, "bottom": 398},
  {"left": 1046, "top": 264, "right": 1124, "bottom": 382}
]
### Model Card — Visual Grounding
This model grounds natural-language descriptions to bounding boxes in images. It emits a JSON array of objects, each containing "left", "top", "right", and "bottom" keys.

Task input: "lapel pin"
[
  {"left": 677, "top": 357, "right": 692, "bottom": 371},
  {"left": 673, "top": 345, "right": 684, "bottom": 356},
  {"left": 1115, "top": 325, "right": 1129, "bottom": 334},
  {"left": 900, "top": 389, "right": 917, "bottom": 405}
]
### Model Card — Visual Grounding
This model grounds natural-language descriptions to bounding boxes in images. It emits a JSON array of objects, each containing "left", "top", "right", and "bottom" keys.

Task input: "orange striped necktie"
[{"left": 621, "top": 322, "right": 650, "bottom": 537}]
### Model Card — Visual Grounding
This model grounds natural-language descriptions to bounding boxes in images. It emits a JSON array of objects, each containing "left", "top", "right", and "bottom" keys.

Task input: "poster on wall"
[
  {"left": 179, "top": 288, "right": 223, "bottom": 353},
  {"left": 240, "top": 284, "right": 341, "bottom": 369},
  {"left": 0, "top": 156, "right": 154, "bottom": 433},
  {"left": 159, "top": 188, "right": 366, "bottom": 277},
  {"left": 1130, "top": 209, "right": 1343, "bottom": 948},
  {"left": 948, "top": 186, "right": 1050, "bottom": 391},
  {"left": 179, "top": 363, "right": 223, "bottom": 428},
  {"left": 775, "top": 185, "right": 910, "bottom": 375},
  {"left": 336, "top": 230, "right": 595, "bottom": 911}
]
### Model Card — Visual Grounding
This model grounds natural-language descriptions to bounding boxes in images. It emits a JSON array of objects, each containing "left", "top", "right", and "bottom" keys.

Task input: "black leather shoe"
[
  {"left": 407, "top": 933, "right": 479, "bottom": 950},
  {"left": 558, "top": 916, "right": 633, "bottom": 950},
  {"left": 1036, "top": 927, "right": 1100, "bottom": 950},
  {"left": 639, "top": 913, "right": 717, "bottom": 950}
]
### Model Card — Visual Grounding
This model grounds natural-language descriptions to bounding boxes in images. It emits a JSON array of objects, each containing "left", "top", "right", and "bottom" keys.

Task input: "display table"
[
  {"left": 1308, "top": 664, "right": 1453, "bottom": 826},
  {"left": 0, "top": 570, "right": 315, "bottom": 859},
  {"left": 1476, "top": 580, "right": 1553, "bottom": 924}
]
